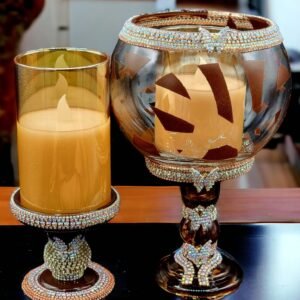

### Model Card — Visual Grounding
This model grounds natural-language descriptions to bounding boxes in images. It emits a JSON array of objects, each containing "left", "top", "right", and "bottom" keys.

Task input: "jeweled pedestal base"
[
  {"left": 22, "top": 262, "right": 114, "bottom": 300},
  {"left": 156, "top": 249, "right": 242, "bottom": 299}
]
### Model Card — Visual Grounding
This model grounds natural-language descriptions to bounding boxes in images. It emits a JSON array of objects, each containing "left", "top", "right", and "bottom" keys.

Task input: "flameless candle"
[
  {"left": 14, "top": 48, "right": 110, "bottom": 214},
  {"left": 155, "top": 69, "right": 246, "bottom": 159},
  {"left": 17, "top": 92, "right": 110, "bottom": 214},
  {"left": 13, "top": 49, "right": 119, "bottom": 300}
]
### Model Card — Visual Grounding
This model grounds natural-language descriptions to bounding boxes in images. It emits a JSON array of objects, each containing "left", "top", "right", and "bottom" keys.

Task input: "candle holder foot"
[
  {"left": 10, "top": 187, "right": 120, "bottom": 300},
  {"left": 150, "top": 178, "right": 243, "bottom": 299},
  {"left": 22, "top": 262, "right": 114, "bottom": 300},
  {"left": 156, "top": 250, "right": 242, "bottom": 299}
]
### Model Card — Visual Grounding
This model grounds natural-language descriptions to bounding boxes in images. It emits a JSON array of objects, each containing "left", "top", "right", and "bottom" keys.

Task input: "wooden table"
[
  {"left": 1, "top": 186, "right": 300, "bottom": 224},
  {"left": 1, "top": 187, "right": 300, "bottom": 299}
]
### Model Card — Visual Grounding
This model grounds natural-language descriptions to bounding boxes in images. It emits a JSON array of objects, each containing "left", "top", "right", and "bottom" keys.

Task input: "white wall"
[
  {"left": 20, "top": 0, "right": 69, "bottom": 52},
  {"left": 21, "top": 0, "right": 299, "bottom": 54},
  {"left": 20, "top": 0, "right": 157, "bottom": 54},
  {"left": 69, "top": 0, "right": 155, "bottom": 54},
  {"left": 264, "top": 0, "right": 300, "bottom": 52}
]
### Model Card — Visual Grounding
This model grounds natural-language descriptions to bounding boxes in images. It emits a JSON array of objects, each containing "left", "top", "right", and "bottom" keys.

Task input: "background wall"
[
  {"left": 20, "top": 0, "right": 300, "bottom": 55},
  {"left": 263, "top": 0, "right": 300, "bottom": 53},
  {"left": 69, "top": 0, "right": 155, "bottom": 54},
  {"left": 20, "top": 0, "right": 158, "bottom": 54}
]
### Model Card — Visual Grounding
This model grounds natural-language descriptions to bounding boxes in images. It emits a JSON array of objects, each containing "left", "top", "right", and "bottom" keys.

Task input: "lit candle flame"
[{"left": 57, "top": 94, "right": 72, "bottom": 122}]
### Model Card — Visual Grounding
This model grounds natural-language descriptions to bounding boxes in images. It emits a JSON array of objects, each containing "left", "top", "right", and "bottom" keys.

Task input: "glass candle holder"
[
  {"left": 111, "top": 10, "right": 291, "bottom": 299},
  {"left": 15, "top": 48, "right": 111, "bottom": 214},
  {"left": 12, "top": 48, "right": 119, "bottom": 300}
]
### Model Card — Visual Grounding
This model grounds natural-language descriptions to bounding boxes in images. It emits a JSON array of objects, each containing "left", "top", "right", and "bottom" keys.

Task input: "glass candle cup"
[{"left": 15, "top": 48, "right": 110, "bottom": 214}]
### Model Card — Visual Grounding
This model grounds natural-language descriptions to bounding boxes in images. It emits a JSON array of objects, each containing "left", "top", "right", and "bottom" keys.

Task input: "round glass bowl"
[{"left": 111, "top": 10, "right": 291, "bottom": 173}]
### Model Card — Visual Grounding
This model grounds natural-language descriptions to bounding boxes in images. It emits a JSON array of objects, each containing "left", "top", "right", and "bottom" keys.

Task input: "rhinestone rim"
[
  {"left": 145, "top": 157, "right": 255, "bottom": 183},
  {"left": 10, "top": 187, "right": 120, "bottom": 230},
  {"left": 22, "top": 262, "right": 115, "bottom": 300},
  {"left": 119, "top": 10, "right": 283, "bottom": 53}
]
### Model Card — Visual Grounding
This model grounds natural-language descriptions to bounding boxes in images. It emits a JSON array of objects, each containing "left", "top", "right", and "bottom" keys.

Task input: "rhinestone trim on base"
[
  {"left": 119, "top": 10, "right": 282, "bottom": 53},
  {"left": 10, "top": 187, "right": 120, "bottom": 230},
  {"left": 175, "top": 242, "right": 222, "bottom": 286},
  {"left": 145, "top": 157, "right": 254, "bottom": 187},
  {"left": 22, "top": 262, "right": 115, "bottom": 300},
  {"left": 175, "top": 202, "right": 222, "bottom": 286},
  {"left": 44, "top": 235, "right": 92, "bottom": 281},
  {"left": 183, "top": 204, "right": 217, "bottom": 231}
]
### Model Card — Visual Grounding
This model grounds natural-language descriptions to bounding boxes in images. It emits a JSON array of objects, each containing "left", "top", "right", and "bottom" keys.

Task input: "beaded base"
[
  {"left": 157, "top": 250, "right": 243, "bottom": 299},
  {"left": 22, "top": 262, "right": 115, "bottom": 300}
]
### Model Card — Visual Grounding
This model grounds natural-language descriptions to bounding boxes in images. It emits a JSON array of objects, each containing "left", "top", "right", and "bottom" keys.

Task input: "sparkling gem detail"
[
  {"left": 183, "top": 204, "right": 217, "bottom": 231},
  {"left": 145, "top": 157, "right": 254, "bottom": 184},
  {"left": 191, "top": 168, "right": 219, "bottom": 192},
  {"left": 175, "top": 242, "right": 222, "bottom": 287},
  {"left": 44, "top": 235, "right": 91, "bottom": 281},
  {"left": 119, "top": 10, "right": 283, "bottom": 53},
  {"left": 10, "top": 187, "right": 120, "bottom": 230},
  {"left": 22, "top": 262, "right": 115, "bottom": 300}
]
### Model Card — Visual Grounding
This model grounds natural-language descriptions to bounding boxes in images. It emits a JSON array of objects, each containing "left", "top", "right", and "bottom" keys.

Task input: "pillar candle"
[
  {"left": 17, "top": 92, "right": 110, "bottom": 214},
  {"left": 155, "top": 71, "right": 246, "bottom": 158}
]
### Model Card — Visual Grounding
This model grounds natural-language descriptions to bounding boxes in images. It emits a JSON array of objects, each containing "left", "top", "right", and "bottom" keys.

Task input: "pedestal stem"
[
  {"left": 176, "top": 182, "right": 222, "bottom": 286},
  {"left": 156, "top": 182, "right": 242, "bottom": 299},
  {"left": 44, "top": 232, "right": 91, "bottom": 281}
]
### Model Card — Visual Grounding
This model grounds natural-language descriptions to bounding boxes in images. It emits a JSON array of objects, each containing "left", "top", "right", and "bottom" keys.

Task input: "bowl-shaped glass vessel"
[
  {"left": 111, "top": 10, "right": 292, "bottom": 300},
  {"left": 111, "top": 11, "right": 291, "bottom": 176}
]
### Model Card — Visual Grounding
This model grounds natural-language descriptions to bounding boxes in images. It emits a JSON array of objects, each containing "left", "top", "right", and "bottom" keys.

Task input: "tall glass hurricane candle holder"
[
  {"left": 111, "top": 10, "right": 291, "bottom": 299},
  {"left": 11, "top": 48, "right": 119, "bottom": 300}
]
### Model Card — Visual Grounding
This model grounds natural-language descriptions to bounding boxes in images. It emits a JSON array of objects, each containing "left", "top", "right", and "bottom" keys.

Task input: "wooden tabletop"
[{"left": 1, "top": 186, "right": 300, "bottom": 224}]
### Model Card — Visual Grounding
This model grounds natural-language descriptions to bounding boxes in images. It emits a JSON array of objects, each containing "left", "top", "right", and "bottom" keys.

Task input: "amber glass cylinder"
[{"left": 15, "top": 48, "right": 110, "bottom": 214}]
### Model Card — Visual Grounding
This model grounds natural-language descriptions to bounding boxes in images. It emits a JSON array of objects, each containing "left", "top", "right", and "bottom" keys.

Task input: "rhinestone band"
[
  {"left": 145, "top": 157, "right": 254, "bottom": 184},
  {"left": 119, "top": 10, "right": 282, "bottom": 53},
  {"left": 174, "top": 241, "right": 222, "bottom": 286},
  {"left": 22, "top": 262, "right": 115, "bottom": 300},
  {"left": 183, "top": 204, "right": 217, "bottom": 231},
  {"left": 191, "top": 168, "right": 219, "bottom": 192},
  {"left": 10, "top": 187, "right": 120, "bottom": 230},
  {"left": 44, "top": 235, "right": 92, "bottom": 281}
]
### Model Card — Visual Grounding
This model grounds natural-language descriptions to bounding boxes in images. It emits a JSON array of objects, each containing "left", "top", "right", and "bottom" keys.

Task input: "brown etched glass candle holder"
[
  {"left": 111, "top": 10, "right": 291, "bottom": 299},
  {"left": 12, "top": 48, "right": 119, "bottom": 300}
]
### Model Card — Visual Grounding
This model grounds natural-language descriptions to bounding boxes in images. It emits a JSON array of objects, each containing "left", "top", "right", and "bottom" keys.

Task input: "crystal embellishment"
[
  {"left": 183, "top": 204, "right": 217, "bottom": 231},
  {"left": 10, "top": 188, "right": 120, "bottom": 231},
  {"left": 22, "top": 262, "right": 115, "bottom": 300},
  {"left": 145, "top": 156, "right": 254, "bottom": 184},
  {"left": 44, "top": 235, "right": 91, "bottom": 281},
  {"left": 174, "top": 242, "right": 222, "bottom": 286},
  {"left": 191, "top": 168, "right": 219, "bottom": 192},
  {"left": 119, "top": 10, "right": 283, "bottom": 53}
]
